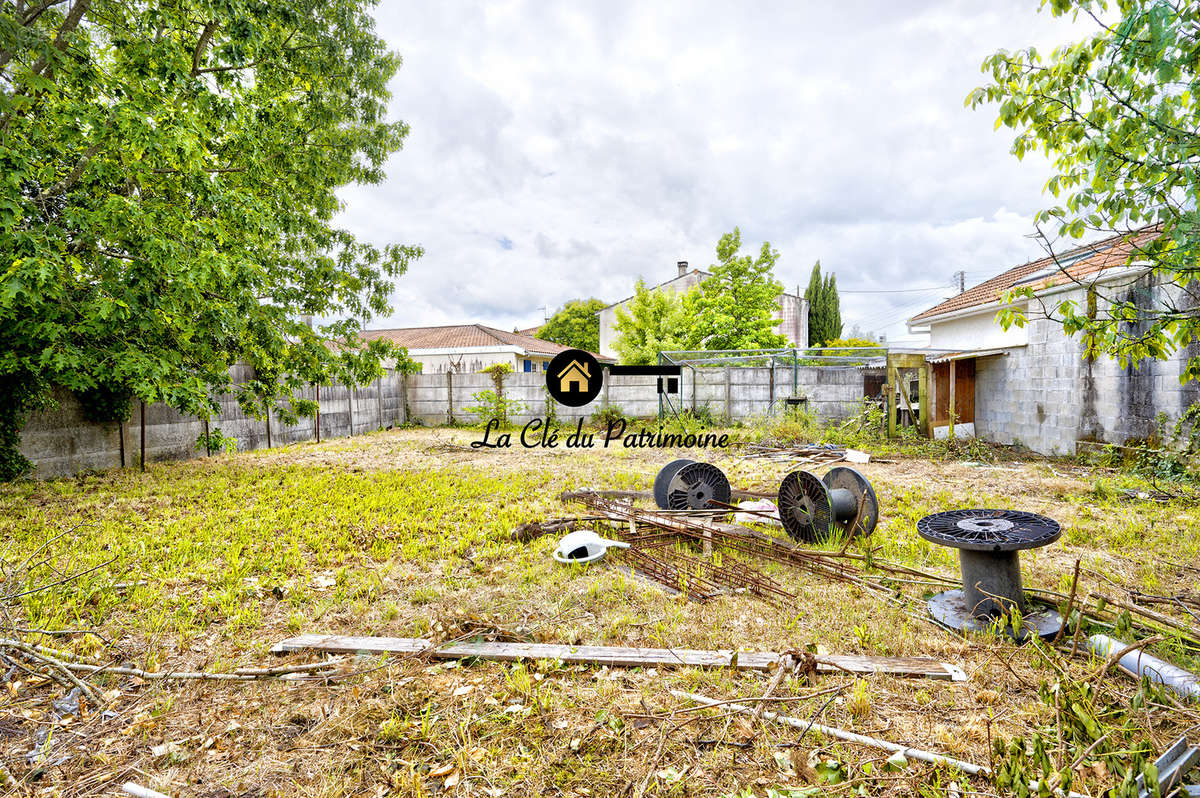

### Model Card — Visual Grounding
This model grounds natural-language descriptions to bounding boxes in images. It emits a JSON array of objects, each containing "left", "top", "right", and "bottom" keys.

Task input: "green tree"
[
  {"left": 825, "top": 273, "right": 843, "bottom": 343},
  {"left": 684, "top": 228, "right": 788, "bottom": 351},
  {"left": 804, "top": 261, "right": 826, "bottom": 346},
  {"left": 536, "top": 298, "right": 607, "bottom": 352},
  {"left": 969, "top": 0, "right": 1200, "bottom": 379},
  {"left": 804, "top": 261, "right": 842, "bottom": 345},
  {"left": 612, "top": 279, "right": 691, "bottom": 365},
  {"left": 0, "top": 0, "right": 420, "bottom": 479}
]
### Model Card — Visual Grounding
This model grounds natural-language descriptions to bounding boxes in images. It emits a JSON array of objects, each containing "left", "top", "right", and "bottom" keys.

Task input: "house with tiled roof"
[
  {"left": 905, "top": 225, "right": 1199, "bottom": 454},
  {"left": 361, "top": 324, "right": 611, "bottom": 374}
]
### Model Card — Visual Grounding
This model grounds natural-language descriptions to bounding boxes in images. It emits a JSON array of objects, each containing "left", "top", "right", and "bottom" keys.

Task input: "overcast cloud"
[{"left": 337, "top": 1, "right": 1094, "bottom": 342}]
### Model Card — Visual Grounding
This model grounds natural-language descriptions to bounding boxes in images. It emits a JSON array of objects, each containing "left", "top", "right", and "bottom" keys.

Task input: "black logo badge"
[{"left": 546, "top": 349, "right": 602, "bottom": 407}]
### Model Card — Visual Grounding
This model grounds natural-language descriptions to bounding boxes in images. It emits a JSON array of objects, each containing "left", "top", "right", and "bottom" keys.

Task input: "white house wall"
[
  {"left": 927, "top": 308, "right": 1029, "bottom": 350},
  {"left": 597, "top": 305, "right": 620, "bottom": 358},
  {"left": 598, "top": 271, "right": 707, "bottom": 358}
]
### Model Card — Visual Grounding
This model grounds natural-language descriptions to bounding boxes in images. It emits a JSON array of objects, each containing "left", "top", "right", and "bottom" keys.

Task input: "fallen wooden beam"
[{"left": 271, "top": 635, "right": 967, "bottom": 681}]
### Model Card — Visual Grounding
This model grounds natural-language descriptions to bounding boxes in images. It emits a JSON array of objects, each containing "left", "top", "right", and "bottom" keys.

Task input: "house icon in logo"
[
  {"left": 546, "top": 349, "right": 603, "bottom": 407},
  {"left": 557, "top": 359, "right": 591, "bottom": 393}
]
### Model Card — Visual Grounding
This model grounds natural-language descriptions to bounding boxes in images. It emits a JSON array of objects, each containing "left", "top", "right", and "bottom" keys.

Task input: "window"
[{"left": 523, "top": 359, "right": 532, "bottom": 372}]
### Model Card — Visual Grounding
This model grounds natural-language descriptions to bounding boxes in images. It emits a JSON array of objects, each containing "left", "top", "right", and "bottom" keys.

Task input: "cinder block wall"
[
  {"left": 19, "top": 365, "right": 868, "bottom": 477},
  {"left": 974, "top": 278, "right": 1198, "bottom": 455}
]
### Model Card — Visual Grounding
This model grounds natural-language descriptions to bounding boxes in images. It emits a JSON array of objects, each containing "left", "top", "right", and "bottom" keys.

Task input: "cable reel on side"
[
  {"left": 652, "top": 459, "right": 732, "bottom": 510},
  {"left": 777, "top": 466, "right": 879, "bottom": 543},
  {"left": 653, "top": 459, "right": 695, "bottom": 509}
]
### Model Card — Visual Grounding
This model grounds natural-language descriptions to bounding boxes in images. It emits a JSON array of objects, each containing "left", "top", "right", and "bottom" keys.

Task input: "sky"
[{"left": 338, "top": 1, "right": 1097, "bottom": 343}]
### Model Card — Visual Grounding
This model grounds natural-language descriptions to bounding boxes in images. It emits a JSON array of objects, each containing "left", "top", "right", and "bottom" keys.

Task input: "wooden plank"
[
  {"left": 271, "top": 635, "right": 966, "bottom": 681},
  {"left": 918, "top": 364, "right": 931, "bottom": 438},
  {"left": 947, "top": 359, "right": 955, "bottom": 438},
  {"left": 933, "top": 361, "right": 950, "bottom": 427},
  {"left": 886, "top": 361, "right": 898, "bottom": 438},
  {"left": 956, "top": 358, "right": 975, "bottom": 424}
]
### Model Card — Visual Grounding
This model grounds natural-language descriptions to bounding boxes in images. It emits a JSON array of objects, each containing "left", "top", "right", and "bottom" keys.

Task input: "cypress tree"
[
  {"left": 804, "top": 261, "right": 824, "bottom": 346},
  {"left": 825, "top": 273, "right": 843, "bottom": 342}
]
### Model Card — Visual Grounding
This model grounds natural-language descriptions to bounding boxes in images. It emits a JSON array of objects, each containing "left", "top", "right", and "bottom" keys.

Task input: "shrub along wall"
[{"left": 18, "top": 366, "right": 866, "bottom": 477}]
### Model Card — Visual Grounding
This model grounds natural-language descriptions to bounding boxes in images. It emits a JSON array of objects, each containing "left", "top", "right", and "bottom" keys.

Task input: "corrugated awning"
[{"left": 925, "top": 347, "right": 1020, "bottom": 364}]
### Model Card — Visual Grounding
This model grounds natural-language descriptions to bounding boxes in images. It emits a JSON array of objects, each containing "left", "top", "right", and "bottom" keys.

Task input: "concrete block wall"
[
  {"left": 442, "top": 366, "right": 863, "bottom": 427},
  {"left": 974, "top": 278, "right": 1197, "bottom": 455},
  {"left": 20, "top": 369, "right": 412, "bottom": 478},
  {"left": 19, "top": 365, "right": 869, "bottom": 477},
  {"left": 16, "top": 390, "right": 127, "bottom": 475}
]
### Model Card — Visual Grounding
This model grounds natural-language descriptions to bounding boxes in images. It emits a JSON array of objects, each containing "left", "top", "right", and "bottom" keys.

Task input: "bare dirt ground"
[{"left": 1, "top": 427, "right": 1198, "bottom": 797}]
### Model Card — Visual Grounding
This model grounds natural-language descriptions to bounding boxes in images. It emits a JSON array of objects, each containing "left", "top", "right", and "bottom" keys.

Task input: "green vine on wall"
[
  {"left": 0, "top": 374, "right": 49, "bottom": 480},
  {"left": 467, "top": 363, "right": 524, "bottom": 427}
]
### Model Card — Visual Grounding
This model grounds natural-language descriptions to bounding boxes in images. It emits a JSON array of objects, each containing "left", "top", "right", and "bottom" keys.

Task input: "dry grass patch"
[{"left": 0, "top": 428, "right": 1197, "bottom": 796}]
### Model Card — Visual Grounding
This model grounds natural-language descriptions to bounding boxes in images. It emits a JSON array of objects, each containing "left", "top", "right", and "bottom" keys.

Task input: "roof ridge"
[
  {"left": 910, "top": 225, "right": 1160, "bottom": 324},
  {"left": 472, "top": 323, "right": 506, "bottom": 345},
  {"left": 364, "top": 323, "right": 475, "bottom": 333},
  {"left": 993, "top": 224, "right": 1163, "bottom": 276}
]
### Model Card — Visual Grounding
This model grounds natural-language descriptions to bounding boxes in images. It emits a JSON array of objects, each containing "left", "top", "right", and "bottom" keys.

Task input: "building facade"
[
  {"left": 908, "top": 228, "right": 1198, "bottom": 455},
  {"left": 598, "top": 261, "right": 809, "bottom": 358},
  {"left": 362, "top": 324, "right": 609, "bottom": 374}
]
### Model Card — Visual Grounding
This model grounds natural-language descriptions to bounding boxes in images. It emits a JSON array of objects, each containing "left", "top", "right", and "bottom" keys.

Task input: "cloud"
[{"left": 337, "top": 0, "right": 1093, "bottom": 341}]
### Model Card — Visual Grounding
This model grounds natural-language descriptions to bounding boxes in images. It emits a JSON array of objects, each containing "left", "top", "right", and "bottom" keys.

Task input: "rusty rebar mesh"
[
  {"left": 571, "top": 494, "right": 950, "bottom": 614},
  {"left": 606, "top": 505, "right": 797, "bottom": 605},
  {"left": 620, "top": 548, "right": 726, "bottom": 602},
  {"left": 620, "top": 531, "right": 680, "bottom": 550},
  {"left": 688, "top": 552, "right": 791, "bottom": 602}
]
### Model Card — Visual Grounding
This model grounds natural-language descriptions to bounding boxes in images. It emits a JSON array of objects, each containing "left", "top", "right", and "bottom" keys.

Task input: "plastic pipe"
[{"left": 1088, "top": 634, "right": 1200, "bottom": 700}]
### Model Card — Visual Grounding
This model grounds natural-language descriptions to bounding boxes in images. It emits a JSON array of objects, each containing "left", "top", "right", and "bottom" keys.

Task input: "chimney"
[{"left": 677, "top": 260, "right": 688, "bottom": 277}]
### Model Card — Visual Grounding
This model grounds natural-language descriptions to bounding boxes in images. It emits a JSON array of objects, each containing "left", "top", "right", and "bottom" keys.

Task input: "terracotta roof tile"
[
  {"left": 910, "top": 227, "right": 1161, "bottom": 323},
  {"left": 360, "top": 324, "right": 610, "bottom": 360}
]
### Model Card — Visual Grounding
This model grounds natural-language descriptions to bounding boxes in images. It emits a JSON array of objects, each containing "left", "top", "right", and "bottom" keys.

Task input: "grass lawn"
[{"left": 1, "top": 426, "right": 1198, "bottom": 797}]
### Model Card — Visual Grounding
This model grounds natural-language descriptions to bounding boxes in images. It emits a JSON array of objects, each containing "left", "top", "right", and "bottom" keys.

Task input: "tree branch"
[
  {"left": 197, "top": 60, "right": 260, "bottom": 75},
  {"left": 21, "top": 0, "right": 70, "bottom": 26},
  {"left": 190, "top": 22, "right": 216, "bottom": 77},
  {"left": 34, "top": 142, "right": 101, "bottom": 202},
  {"left": 25, "top": 0, "right": 91, "bottom": 81}
]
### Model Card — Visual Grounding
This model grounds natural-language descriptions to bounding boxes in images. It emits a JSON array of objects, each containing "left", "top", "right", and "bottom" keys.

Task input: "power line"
[
  {"left": 847, "top": 285, "right": 951, "bottom": 324},
  {"left": 839, "top": 284, "right": 954, "bottom": 294},
  {"left": 857, "top": 292, "right": 950, "bottom": 333}
]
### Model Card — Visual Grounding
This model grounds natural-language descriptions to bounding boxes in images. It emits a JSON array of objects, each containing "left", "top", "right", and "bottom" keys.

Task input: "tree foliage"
[
  {"left": 825, "top": 273, "right": 843, "bottom": 345},
  {"left": 0, "top": 0, "right": 420, "bottom": 478},
  {"left": 536, "top": 298, "right": 606, "bottom": 352},
  {"left": 970, "top": 0, "right": 1200, "bottom": 379},
  {"left": 804, "top": 260, "right": 843, "bottom": 346},
  {"left": 612, "top": 279, "right": 691, "bottom": 365},
  {"left": 683, "top": 227, "right": 788, "bottom": 351}
]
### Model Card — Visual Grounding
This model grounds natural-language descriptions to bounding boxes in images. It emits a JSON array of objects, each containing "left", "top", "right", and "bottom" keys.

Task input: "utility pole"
[
  {"left": 952, "top": 270, "right": 965, "bottom": 294},
  {"left": 539, "top": 305, "right": 549, "bottom": 321}
]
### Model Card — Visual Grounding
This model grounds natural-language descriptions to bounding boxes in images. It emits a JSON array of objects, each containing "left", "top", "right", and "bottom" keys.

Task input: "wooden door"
[{"left": 932, "top": 359, "right": 975, "bottom": 426}]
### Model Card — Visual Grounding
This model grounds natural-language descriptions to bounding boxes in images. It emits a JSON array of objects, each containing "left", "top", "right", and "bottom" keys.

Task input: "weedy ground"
[{"left": 1, "top": 424, "right": 1198, "bottom": 797}]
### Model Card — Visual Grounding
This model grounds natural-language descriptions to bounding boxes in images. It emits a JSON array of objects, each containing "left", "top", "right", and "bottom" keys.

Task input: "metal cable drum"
[
  {"left": 777, "top": 470, "right": 832, "bottom": 542},
  {"left": 823, "top": 467, "right": 879, "bottom": 538},
  {"left": 664, "top": 462, "right": 732, "bottom": 510},
  {"left": 916, "top": 509, "right": 1060, "bottom": 552},
  {"left": 653, "top": 459, "right": 696, "bottom": 509},
  {"left": 917, "top": 508, "right": 1063, "bottom": 641}
]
